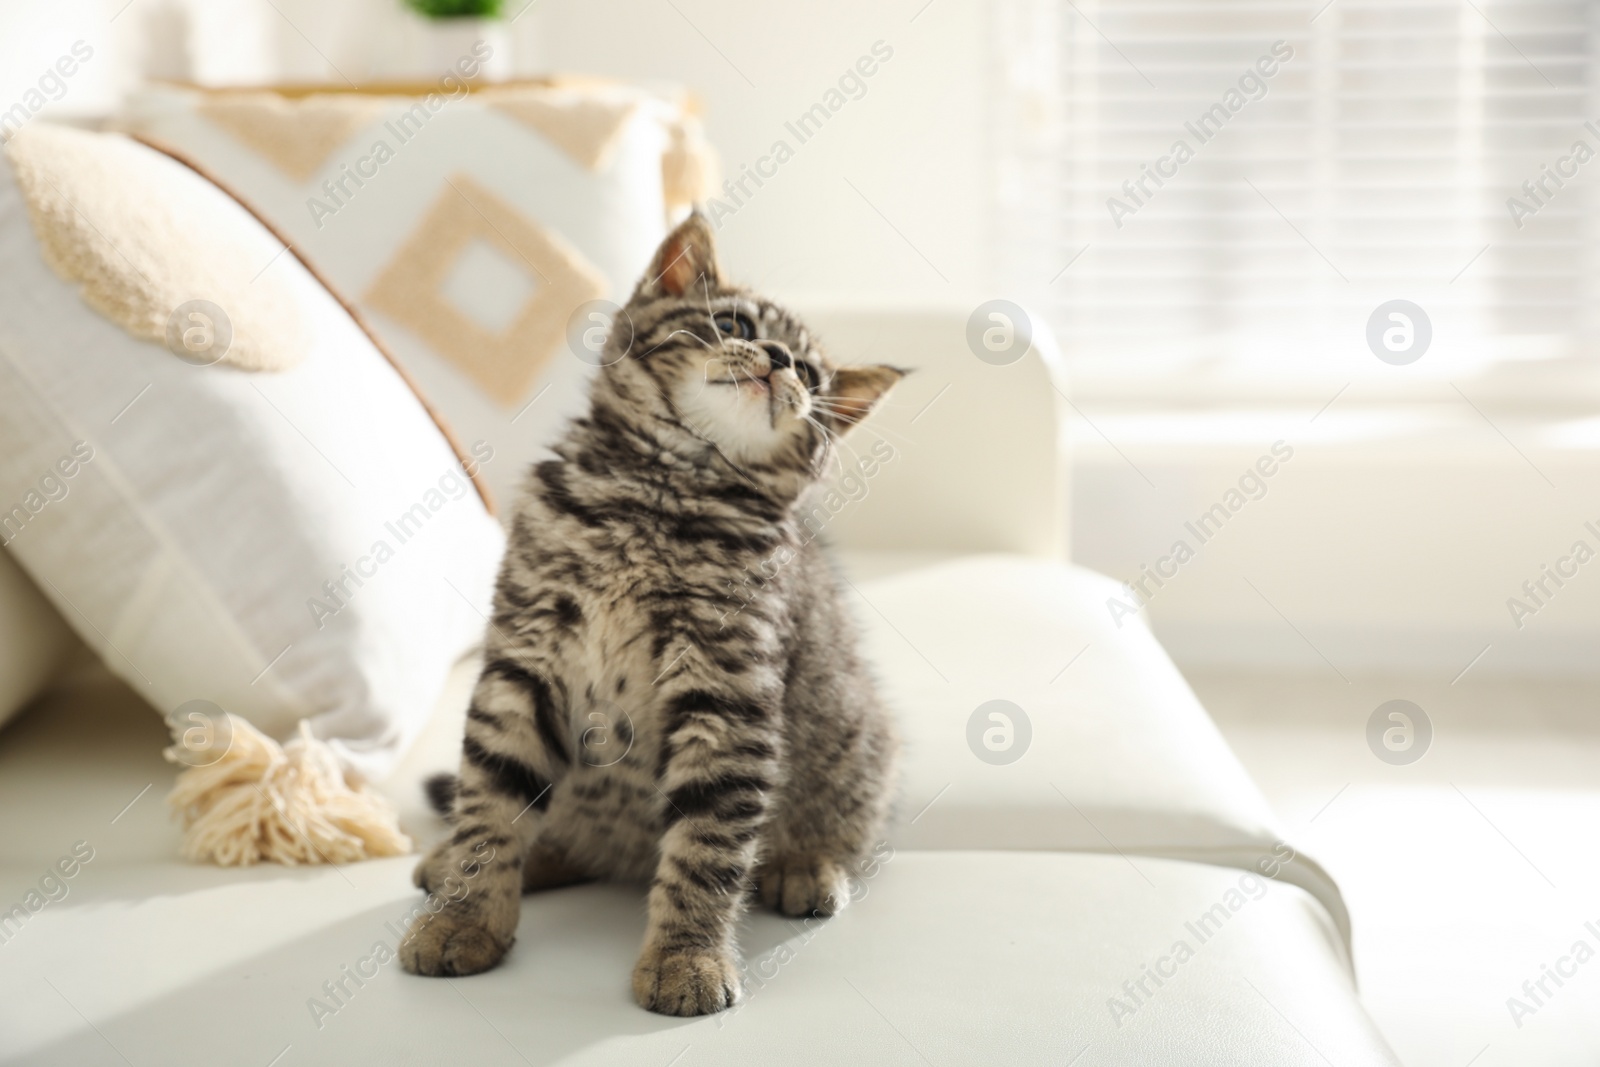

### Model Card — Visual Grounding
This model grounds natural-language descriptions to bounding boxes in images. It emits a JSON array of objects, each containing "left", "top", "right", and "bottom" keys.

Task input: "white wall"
[
  {"left": 1074, "top": 404, "right": 1600, "bottom": 679},
  {"left": 523, "top": 0, "right": 993, "bottom": 302},
  {"left": 0, "top": 1, "right": 139, "bottom": 124}
]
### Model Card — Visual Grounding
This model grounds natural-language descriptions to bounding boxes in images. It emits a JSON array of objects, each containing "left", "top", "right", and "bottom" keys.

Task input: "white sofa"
[{"left": 0, "top": 309, "right": 1399, "bottom": 1065}]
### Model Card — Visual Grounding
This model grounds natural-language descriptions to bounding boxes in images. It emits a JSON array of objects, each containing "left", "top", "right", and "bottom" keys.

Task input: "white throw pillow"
[{"left": 0, "top": 125, "right": 504, "bottom": 800}]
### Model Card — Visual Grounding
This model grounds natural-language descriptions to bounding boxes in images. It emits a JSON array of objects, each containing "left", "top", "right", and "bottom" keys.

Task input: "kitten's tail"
[{"left": 424, "top": 772, "right": 458, "bottom": 819}]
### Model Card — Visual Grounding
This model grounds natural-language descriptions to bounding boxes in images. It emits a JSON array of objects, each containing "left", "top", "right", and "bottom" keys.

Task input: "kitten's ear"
[
  {"left": 638, "top": 210, "right": 720, "bottom": 298},
  {"left": 828, "top": 365, "right": 908, "bottom": 430}
]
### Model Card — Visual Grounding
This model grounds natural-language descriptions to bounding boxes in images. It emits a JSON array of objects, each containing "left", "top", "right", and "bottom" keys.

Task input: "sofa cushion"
[
  {"left": 834, "top": 551, "right": 1348, "bottom": 943},
  {"left": 0, "top": 849, "right": 1394, "bottom": 1065}
]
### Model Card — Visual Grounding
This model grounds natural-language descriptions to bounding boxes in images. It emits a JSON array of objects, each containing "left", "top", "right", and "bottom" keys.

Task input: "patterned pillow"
[{"left": 118, "top": 79, "right": 718, "bottom": 510}]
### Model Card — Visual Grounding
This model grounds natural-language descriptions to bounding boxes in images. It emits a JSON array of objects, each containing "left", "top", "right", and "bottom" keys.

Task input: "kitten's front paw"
[
  {"left": 411, "top": 840, "right": 452, "bottom": 895},
  {"left": 399, "top": 911, "right": 512, "bottom": 977},
  {"left": 758, "top": 856, "right": 851, "bottom": 918},
  {"left": 632, "top": 946, "right": 741, "bottom": 1016}
]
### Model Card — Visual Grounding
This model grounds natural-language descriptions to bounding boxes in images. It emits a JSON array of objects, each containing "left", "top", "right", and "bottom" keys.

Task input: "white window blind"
[{"left": 994, "top": 0, "right": 1600, "bottom": 399}]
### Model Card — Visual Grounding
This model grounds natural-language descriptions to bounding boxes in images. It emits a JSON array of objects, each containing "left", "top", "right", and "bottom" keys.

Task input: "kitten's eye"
[
  {"left": 794, "top": 360, "right": 819, "bottom": 389},
  {"left": 713, "top": 311, "right": 756, "bottom": 340}
]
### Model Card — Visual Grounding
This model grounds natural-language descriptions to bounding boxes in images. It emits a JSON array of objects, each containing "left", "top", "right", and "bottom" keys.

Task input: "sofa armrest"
[{"left": 795, "top": 303, "right": 1069, "bottom": 559}]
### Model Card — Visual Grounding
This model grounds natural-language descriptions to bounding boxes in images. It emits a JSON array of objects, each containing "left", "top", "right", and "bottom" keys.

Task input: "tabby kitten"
[{"left": 400, "top": 212, "right": 904, "bottom": 1016}]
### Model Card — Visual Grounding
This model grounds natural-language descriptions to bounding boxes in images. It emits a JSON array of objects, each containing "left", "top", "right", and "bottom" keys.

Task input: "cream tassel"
[{"left": 165, "top": 714, "right": 412, "bottom": 866}]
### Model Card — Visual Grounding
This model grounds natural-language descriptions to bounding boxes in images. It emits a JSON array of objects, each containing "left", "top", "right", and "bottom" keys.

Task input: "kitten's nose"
[{"left": 760, "top": 342, "right": 793, "bottom": 371}]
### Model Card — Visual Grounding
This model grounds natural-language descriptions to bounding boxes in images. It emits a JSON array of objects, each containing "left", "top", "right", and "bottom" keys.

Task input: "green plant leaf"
[{"left": 403, "top": 0, "right": 505, "bottom": 18}]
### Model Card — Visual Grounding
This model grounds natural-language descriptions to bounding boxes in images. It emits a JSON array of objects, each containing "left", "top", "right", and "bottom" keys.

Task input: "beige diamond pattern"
[
  {"left": 482, "top": 87, "right": 641, "bottom": 171},
  {"left": 364, "top": 174, "right": 608, "bottom": 407},
  {"left": 196, "top": 93, "right": 386, "bottom": 181}
]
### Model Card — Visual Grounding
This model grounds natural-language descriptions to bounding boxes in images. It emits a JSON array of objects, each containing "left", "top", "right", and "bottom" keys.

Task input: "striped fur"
[{"left": 399, "top": 213, "right": 903, "bottom": 1016}]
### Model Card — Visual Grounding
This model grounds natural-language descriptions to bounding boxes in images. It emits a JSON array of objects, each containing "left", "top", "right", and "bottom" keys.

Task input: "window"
[{"left": 994, "top": 0, "right": 1600, "bottom": 402}]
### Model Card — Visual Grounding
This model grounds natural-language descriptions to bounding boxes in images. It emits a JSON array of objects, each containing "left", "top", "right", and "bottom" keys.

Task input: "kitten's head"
[{"left": 595, "top": 213, "right": 904, "bottom": 482}]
